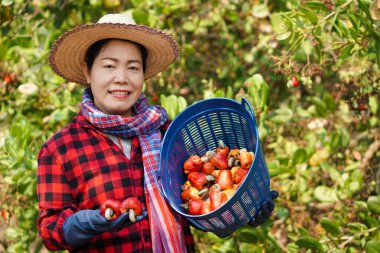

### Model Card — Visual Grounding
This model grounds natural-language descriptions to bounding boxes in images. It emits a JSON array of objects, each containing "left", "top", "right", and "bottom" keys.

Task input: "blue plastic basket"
[{"left": 157, "top": 98, "right": 272, "bottom": 237}]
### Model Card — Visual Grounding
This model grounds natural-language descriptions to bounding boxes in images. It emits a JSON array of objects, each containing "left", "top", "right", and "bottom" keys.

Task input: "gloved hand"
[
  {"left": 63, "top": 209, "right": 147, "bottom": 246},
  {"left": 248, "top": 190, "right": 279, "bottom": 227}
]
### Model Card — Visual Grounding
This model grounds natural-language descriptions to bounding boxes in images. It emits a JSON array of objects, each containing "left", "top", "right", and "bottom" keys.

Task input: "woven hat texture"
[{"left": 49, "top": 14, "right": 180, "bottom": 85}]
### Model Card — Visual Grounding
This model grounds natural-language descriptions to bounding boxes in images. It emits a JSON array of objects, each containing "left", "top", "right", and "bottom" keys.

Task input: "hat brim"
[{"left": 49, "top": 23, "right": 180, "bottom": 85}]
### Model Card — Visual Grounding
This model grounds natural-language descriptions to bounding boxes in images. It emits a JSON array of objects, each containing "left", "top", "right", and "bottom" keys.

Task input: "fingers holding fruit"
[
  {"left": 101, "top": 199, "right": 122, "bottom": 221},
  {"left": 120, "top": 197, "right": 143, "bottom": 223},
  {"left": 101, "top": 197, "right": 143, "bottom": 223}
]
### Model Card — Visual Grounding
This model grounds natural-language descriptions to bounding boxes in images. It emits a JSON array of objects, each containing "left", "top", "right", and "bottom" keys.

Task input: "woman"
[{"left": 37, "top": 13, "right": 276, "bottom": 252}]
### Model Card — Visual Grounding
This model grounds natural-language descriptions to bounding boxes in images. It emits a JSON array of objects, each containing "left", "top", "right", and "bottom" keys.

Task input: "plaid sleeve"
[{"left": 37, "top": 143, "right": 75, "bottom": 251}]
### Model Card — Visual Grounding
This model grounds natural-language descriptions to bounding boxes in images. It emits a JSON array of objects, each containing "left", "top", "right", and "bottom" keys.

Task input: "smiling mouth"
[{"left": 109, "top": 90, "right": 131, "bottom": 95}]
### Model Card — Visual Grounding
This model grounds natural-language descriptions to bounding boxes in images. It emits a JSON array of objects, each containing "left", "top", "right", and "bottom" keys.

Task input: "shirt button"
[{"left": 144, "top": 233, "right": 150, "bottom": 242}]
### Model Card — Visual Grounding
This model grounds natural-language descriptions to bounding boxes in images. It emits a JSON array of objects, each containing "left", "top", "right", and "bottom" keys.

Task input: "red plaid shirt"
[{"left": 37, "top": 111, "right": 195, "bottom": 252}]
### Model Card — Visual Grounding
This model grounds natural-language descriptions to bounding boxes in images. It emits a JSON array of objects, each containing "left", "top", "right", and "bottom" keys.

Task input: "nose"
[{"left": 113, "top": 67, "right": 129, "bottom": 84}]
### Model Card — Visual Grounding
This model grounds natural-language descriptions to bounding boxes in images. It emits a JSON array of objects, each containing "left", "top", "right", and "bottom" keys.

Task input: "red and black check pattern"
[{"left": 37, "top": 112, "right": 194, "bottom": 252}]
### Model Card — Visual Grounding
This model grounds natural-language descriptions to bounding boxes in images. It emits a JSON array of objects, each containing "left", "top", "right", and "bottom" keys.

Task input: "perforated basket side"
[{"left": 159, "top": 98, "right": 271, "bottom": 237}]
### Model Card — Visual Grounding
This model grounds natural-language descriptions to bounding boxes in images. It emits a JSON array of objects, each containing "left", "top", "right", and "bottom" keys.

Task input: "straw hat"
[{"left": 48, "top": 14, "right": 180, "bottom": 85}]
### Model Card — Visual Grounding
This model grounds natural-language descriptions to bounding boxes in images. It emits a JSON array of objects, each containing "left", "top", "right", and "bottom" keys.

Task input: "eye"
[
  {"left": 129, "top": 66, "right": 139, "bottom": 71},
  {"left": 104, "top": 64, "right": 115, "bottom": 69}
]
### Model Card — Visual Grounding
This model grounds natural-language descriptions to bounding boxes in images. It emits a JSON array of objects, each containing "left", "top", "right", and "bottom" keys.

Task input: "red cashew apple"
[
  {"left": 228, "top": 148, "right": 240, "bottom": 159},
  {"left": 233, "top": 167, "right": 249, "bottom": 184},
  {"left": 181, "top": 186, "right": 201, "bottom": 202},
  {"left": 207, "top": 151, "right": 229, "bottom": 170},
  {"left": 187, "top": 172, "right": 215, "bottom": 190},
  {"left": 291, "top": 75, "right": 299, "bottom": 87},
  {"left": 120, "top": 197, "right": 143, "bottom": 223},
  {"left": 223, "top": 188, "right": 236, "bottom": 200},
  {"left": 239, "top": 149, "right": 253, "bottom": 170},
  {"left": 215, "top": 169, "right": 233, "bottom": 190},
  {"left": 101, "top": 199, "right": 122, "bottom": 221},
  {"left": 183, "top": 155, "right": 203, "bottom": 174},
  {"left": 188, "top": 199, "right": 204, "bottom": 215},
  {"left": 215, "top": 140, "right": 229, "bottom": 157},
  {"left": 201, "top": 198, "right": 211, "bottom": 215},
  {"left": 201, "top": 161, "right": 215, "bottom": 175},
  {"left": 209, "top": 184, "right": 228, "bottom": 211}
]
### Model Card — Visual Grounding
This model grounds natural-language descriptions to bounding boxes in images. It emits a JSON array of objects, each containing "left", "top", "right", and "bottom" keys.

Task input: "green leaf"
[
  {"left": 369, "top": 95, "right": 379, "bottom": 114},
  {"left": 339, "top": 44, "right": 354, "bottom": 61},
  {"left": 252, "top": 4, "right": 270, "bottom": 18},
  {"left": 268, "top": 108, "right": 293, "bottom": 124},
  {"left": 292, "top": 148, "right": 307, "bottom": 166},
  {"left": 268, "top": 160, "right": 282, "bottom": 177},
  {"left": 314, "top": 185, "right": 338, "bottom": 203},
  {"left": 308, "top": 96, "right": 327, "bottom": 115},
  {"left": 132, "top": 9, "right": 149, "bottom": 25},
  {"left": 375, "top": 39, "right": 380, "bottom": 68},
  {"left": 347, "top": 222, "right": 367, "bottom": 233},
  {"left": 182, "top": 21, "right": 196, "bottom": 32},
  {"left": 301, "top": 7, "right": 318, "bottom": 25},
  {"left": 270, "top": 13, "right": 287, "bottom": 34},
  {"left": 303, "top": 1, "right": 330, "bottom": 12},
  {"left": 236, "top": 228, "right": 256, "bottom": 243},
  {"left": 320, "top": 217, "right": 341, "bottom": 236},
  {"left": 245, "top": 73, "right": 269, "bottom": 110},
  {"left": 367, "top": 196, "right": 380, "bottom": 214},
  {"left": 295, "top": 236, "right": 323, "bottom": 252},
  {"left": 365, "top": 241, "right": 380, "bottom": 253},
  {"left": 1, "top": 0, "right": 13, "bottom": 7},
  {"left": 357, "top": 0, "right": 372, "bottom": 19},
  {"left": 177, "top": 96, "right": 188, "bottom": 114},
  {"left": 276, "top": 31, "right": 292, "bottom": 41},
  {"left": 239, "top": 243, "right": 263, "bottom": 253}
]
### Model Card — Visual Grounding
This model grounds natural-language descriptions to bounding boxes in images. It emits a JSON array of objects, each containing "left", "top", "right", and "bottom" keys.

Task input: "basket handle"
[{"left": 241, "top": 98, "right": 256, "bottom": 124}]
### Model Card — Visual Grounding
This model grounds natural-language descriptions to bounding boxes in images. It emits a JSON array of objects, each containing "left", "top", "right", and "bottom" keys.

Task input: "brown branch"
[{"left": 359, "top": 134, "right": 380, "bottom": 172}]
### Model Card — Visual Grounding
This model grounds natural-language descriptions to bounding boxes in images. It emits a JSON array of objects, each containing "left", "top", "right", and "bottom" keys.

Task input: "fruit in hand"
[
  {"left": 183, "top": 155, "right": 203, "bottom": 174},
  {"left": 120, "top": 197, "right": 143, "bottom": 223},
  {"left": 101, "top": 199, "right": 122, "bottom": 221}
]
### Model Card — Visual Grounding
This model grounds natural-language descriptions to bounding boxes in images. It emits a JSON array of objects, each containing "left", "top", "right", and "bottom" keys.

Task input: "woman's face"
[{"left": 83, "top": 39, "right": 145, "bottom": 117}]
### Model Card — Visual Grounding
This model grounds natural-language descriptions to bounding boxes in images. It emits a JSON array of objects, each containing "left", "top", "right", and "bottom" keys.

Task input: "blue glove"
[
  {"left": 63, "top": 209, "right": 147, "bottom": 246},
  {"left": 248, "top": 190, "right": 279, "bottom": 227}
]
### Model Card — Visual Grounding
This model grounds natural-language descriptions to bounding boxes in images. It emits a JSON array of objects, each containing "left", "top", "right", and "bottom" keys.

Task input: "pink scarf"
[{"left": 81, "top": 88, "right": 188, "bottom": 252}]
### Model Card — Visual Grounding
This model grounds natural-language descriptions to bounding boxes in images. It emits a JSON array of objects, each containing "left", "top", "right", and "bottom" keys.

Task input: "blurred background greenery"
[{"left": 0, "top": 0, "right": 379, "bottom": 252}]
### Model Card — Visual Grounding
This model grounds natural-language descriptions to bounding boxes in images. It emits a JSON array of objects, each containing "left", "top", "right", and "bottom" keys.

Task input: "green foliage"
[{"left": 0, "top": 0, "right": 379, "bottom": 252}]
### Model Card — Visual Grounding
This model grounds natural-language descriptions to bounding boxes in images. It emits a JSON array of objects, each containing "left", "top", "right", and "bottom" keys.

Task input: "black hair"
[{"left": 84, "top": 39, "right": 148, "bottom": 72}]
